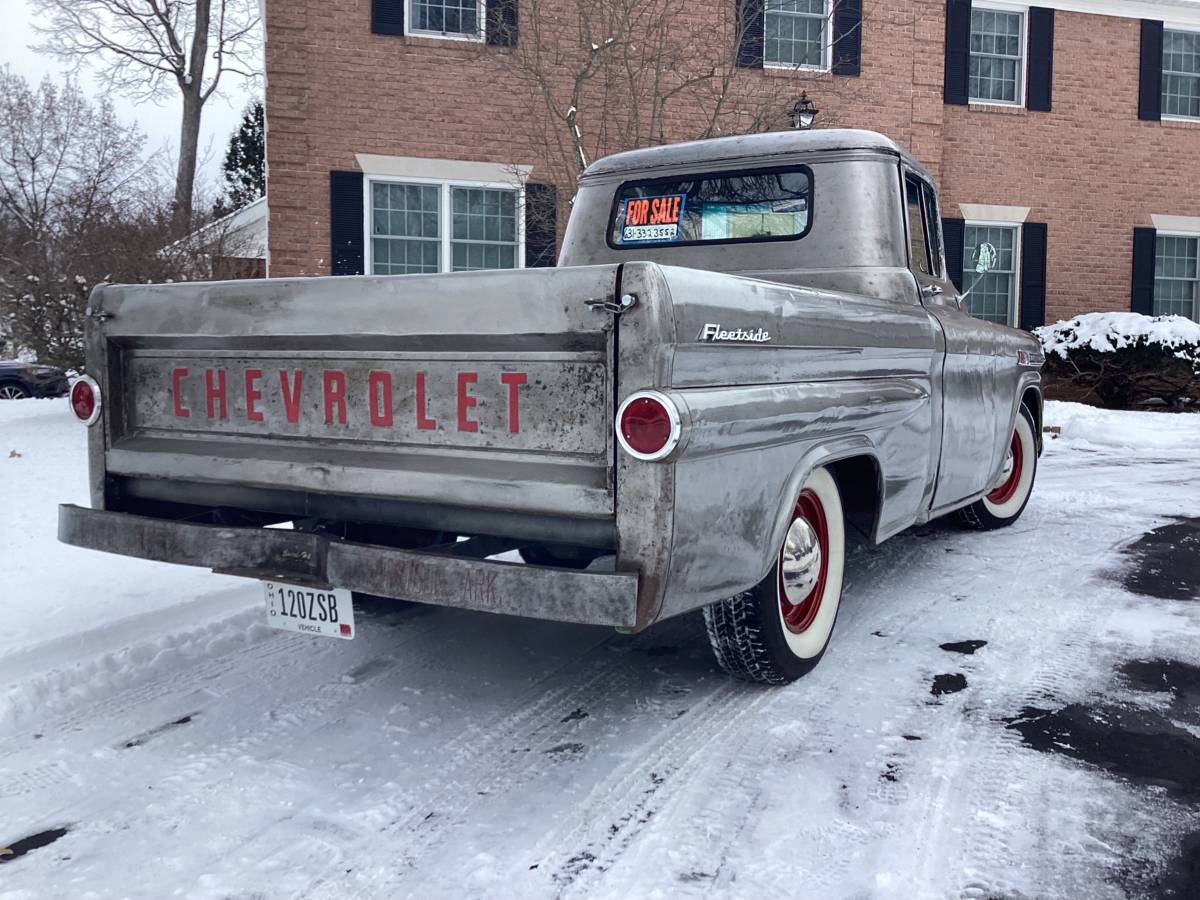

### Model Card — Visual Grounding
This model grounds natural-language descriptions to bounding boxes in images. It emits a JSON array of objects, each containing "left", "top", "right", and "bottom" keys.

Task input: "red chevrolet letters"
[{"left": 170, "top": 367, "right": 529, "bottom": 434}]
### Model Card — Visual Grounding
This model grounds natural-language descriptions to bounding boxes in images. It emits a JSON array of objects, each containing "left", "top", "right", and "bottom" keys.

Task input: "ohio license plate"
[{"left": 264, "top": 582, "right": 355, "bottom": 640}]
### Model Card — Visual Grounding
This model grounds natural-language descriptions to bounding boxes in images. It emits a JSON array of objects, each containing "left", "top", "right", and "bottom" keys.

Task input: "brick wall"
[{"left": 265, "top": 0, "right": 1200, "bottom": 324}]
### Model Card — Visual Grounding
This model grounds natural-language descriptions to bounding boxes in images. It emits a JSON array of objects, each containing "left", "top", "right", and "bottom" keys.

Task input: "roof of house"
[{"left": 166, "top": 196, "right": 267, "bottom": 258}]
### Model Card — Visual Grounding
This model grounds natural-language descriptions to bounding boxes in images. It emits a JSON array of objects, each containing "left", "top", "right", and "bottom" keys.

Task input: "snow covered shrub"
[{"left": 1034, "top": 313, "right": 1200, "bottom": 410}]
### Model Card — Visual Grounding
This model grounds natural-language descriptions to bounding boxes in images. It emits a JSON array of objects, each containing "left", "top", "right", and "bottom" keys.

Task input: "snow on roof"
[
  {"left": 1035, "top": 312, "right": 1200, "bottom": 358},
  {"left": 164, "top": 197, "right": 267, "bottom": 257}
]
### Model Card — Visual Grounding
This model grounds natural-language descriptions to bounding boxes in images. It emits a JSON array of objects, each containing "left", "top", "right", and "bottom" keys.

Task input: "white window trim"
[
  {"left": 968, "top": 0, "right": 1030, "bottom": 109},
  {"left": 1152, "top": 228, "right": 1200, "bottom": 321},
  {"left": 364, "top": 174, "right": 526, "bottom": 275},
  {"left": 958, "top": 203, "right": 1030, "bottom": 224},
  {"left": 1161, "top": 24, "right": 1200, "bottom": 122},
  {"left": 763, "top": 0, "right": 834, "bottom": 73},
  {"left": 964, "top": 219, "right": 1023, "bottom": 328},
  {"left": 404, "top": 0, "right": 486, "bottom": 42}
]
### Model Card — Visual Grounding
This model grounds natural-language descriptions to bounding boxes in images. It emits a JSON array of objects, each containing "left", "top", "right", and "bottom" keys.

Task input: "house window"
[
  {"left": 1153, "top": 234, "right": 1199, "bottom": 321},
  {"left": 964, "top": 224, "right": 1019, "bottom": 324},
  {"left": 450, "top": 188, "right": 518, "bottom": 271},
  {"left": 969, "top": 6, "right": 1025, "bottom": 104},
  {"left": 371, "top": 183, "right": 440, "bottom": 275},
  {"left": 408, "top": 0, "right": 480, "bottom": 39},
  {"left": 1163, "top": 29, "right": 1200, "bottom": 119},
  {"left": 765, "top": 0, "right": 829, "bottom": 69},
  {"left": 369, "top": 180, "right": 521, "bottom": 275}
]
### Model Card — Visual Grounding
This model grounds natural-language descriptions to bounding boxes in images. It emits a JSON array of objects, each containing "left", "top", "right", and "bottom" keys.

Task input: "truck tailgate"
[{"left": 92, "top": 266, "right": 620, "bottom": 520}]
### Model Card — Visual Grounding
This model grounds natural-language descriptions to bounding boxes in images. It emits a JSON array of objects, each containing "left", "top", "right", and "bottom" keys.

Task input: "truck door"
[{"left": 903, "top": 171, "right": 1001, "bottom": 510}]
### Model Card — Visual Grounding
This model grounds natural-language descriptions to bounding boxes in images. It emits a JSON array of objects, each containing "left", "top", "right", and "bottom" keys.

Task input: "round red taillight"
[
  {"left": 616, "top": 391, "right": 681, "bottom": 461},
  {"left": 70, "top": 376, "right": 101, "bottom": 426}
]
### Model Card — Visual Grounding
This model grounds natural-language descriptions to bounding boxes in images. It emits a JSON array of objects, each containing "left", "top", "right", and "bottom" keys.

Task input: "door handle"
[{"left": 921, "top": 283, "right": 944, "bottom": 297}]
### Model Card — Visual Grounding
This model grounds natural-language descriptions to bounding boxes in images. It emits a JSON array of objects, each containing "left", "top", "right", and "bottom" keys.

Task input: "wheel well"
[
  {"left": 1021, "top": 386, "right": 1043, "bottom": 452},
  {"left": 826, "top": 455, "right": 882, "bottom": 544}
]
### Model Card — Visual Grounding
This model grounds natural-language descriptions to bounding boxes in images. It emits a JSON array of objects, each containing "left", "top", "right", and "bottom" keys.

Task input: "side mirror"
[{"left": 972, "top": 241, "right": 998, "bottom": 274}]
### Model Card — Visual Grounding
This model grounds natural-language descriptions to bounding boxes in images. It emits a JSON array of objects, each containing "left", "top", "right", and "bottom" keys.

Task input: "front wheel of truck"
[
  {"left": 703, "top": 467, "right": 846, "bottom": 685},
  {"left": 958, "top": 405, "right": 1038, "bottom": 531}
]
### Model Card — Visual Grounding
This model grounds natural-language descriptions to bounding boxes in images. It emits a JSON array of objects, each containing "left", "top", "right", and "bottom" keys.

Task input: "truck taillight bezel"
[
  {"left": 70, "top": 375, "right": 102, "bottom": 426},
  {"left": 615, "top": 390, "right": 682, "bottom": 462}
]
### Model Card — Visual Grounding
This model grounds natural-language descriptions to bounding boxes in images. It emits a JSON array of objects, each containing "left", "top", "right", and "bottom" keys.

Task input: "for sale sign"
[{"left": 619, "top": 194, "right": 686, "bottom": 243}]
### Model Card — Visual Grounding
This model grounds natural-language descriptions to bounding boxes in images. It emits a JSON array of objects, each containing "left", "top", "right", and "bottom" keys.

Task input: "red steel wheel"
[{"left": 985, "top": 431, "right": 1024, "bottom": 506}]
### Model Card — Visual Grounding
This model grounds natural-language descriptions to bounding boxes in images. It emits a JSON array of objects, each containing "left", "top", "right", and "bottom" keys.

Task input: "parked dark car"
[{"left": 0, "top": 361, "right": 70, "bottom": 399}]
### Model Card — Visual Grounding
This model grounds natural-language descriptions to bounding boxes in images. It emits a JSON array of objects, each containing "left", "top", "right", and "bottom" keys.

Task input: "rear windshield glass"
[{"left": 609, "top": 166, "right": 812, "bottom": 249}]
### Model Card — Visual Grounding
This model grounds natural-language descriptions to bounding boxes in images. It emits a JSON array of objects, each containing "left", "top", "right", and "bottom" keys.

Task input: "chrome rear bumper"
[{"left": 58, "top": 504, "right": 639, "bottom": 627}]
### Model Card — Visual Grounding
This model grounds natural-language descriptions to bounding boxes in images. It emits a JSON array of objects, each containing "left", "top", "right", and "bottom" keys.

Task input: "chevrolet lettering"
[{"left": 60, "top": 130, "right": 1043, "bottom": 685}]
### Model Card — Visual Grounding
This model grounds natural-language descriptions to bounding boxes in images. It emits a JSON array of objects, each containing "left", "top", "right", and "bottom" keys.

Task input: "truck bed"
[{"left": 89, "top": 266, "right": 621, "bottom": 543}]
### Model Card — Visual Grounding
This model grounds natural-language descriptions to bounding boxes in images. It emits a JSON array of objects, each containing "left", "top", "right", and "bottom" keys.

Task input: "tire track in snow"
[
  {"left": 897, "top": 519, "right": 1148, "bottom": 898},
  {"left": 542, "top": 681, "right": 767, "bottom": 899},
  {"left": 504, "top": 535, "right": 969, "bottom": 899},
  {"left": 0, "top": 603, "right": 442, "bottom": 834},
  {"left": 297, "top": 620, "right": 718, "bottom": 899},
  {"left": 598, "top": 538, "right": 967, "bottom": 897}
]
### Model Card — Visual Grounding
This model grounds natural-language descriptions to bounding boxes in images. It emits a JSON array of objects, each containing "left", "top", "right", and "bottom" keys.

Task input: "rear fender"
[{"left": 762, "top": 438, "right": 882, "bottom": 585}]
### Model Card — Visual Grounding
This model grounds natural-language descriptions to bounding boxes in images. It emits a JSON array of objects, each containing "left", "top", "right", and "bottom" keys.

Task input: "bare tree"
[
  {"left": 494, "top": 0, "right": 866, "bottom": 200},
  {"left": 0, "top": 70, "right": 213, "bottom": 367},
  {"left": 31, "top": 0, "right": 261, "bottom": 234}
]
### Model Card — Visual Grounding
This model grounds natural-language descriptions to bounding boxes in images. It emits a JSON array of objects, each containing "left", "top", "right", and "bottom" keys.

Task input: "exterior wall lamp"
[{"left": 790, "top": 92, "right": 820, "bottom": 129}]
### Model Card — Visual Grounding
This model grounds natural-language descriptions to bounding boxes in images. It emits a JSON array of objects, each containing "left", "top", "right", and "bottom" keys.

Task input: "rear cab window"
[{"left": 608, "top": 166, "right": 812, "bottom": 249}]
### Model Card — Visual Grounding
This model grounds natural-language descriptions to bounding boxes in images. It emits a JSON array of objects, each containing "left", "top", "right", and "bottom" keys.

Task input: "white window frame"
[
  {"left": 1162, "top": 24, "right": 1200, "bottom": 122},
  {"left": 968, "top": 1, "right": 1029, "bottom": 108},
  {"left": 404, "top": 0, "right": 486, "bottom": 42},
  {"left": 1152, "top": 229, "right": 1200, "bottom": 321},
  {"left": 763, "top": 0, "right": 833, "bottom": 72},
  {"left": 364, "top": 175, "right": 526, "bottom": 275},
  {"left": 963, "top": 219, "right": 1023, "bottom": 328}
]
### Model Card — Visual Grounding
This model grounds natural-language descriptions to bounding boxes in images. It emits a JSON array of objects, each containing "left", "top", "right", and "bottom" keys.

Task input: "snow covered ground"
[{"left": 1, "top": 398, "right": 1197, "bottom": 899}]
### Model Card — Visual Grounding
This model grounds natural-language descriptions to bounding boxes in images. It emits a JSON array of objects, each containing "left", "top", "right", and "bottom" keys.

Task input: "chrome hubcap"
[
  {"left": 996, "top": 447, "right": 1015, "bottom": 488},
  {"left": 0, "top": 386, "right": 24, "bottom": 399},
  {"left": 781, "top": 516, "right": 823, "bottom": 601}
]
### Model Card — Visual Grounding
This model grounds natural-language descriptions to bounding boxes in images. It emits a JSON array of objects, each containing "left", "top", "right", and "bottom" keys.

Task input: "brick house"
[{"left": 264, "top": 0, "right": 1200, "bottom": 327}]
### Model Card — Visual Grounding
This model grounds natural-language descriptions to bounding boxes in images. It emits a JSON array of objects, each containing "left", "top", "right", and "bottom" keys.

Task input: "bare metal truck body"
[{"left": 60, "top": 130, "right": 1044, "bottom": 682}]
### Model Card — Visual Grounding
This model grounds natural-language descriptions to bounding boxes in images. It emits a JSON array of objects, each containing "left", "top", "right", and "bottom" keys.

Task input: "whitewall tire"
[
  {"left": 704, "top": 467, "right": 846, "bottom": 685},
  {"left": 959, "top": 406, "right": 1038, "bottom": 530}
]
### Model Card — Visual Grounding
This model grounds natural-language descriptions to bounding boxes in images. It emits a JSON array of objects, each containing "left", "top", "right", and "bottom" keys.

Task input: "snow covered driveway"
[{"left": 1, "top": 399, "right": 1197, "bottom": 899}]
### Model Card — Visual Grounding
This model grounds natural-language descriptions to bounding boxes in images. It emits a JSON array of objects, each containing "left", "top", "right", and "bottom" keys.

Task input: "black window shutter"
[
  {"left": 330, "top": 170, "right": 365, "bottom": 276},
  {"left": 1130, "top": 227, "right": 1157, "bottom": 314},
  {"left": 1026, "top": 8, "right": 1054, "bottom": 111},
  {"left": 486, "top": 0, "right": 518, "bottom": 47},
  {"left": 736, "top": 0, "right": 765, "bottom": 68},
  {"left": 1019, "top": 222, "right": 1047, "bottom": 330},
  {"left": 372, "top": 0, "right": 404, "bottom": 35},
  {"left": 1138, "top": 20, "right": 1163, "bottom": 121},
  {"left": 942, "top": 217, "right": 965, "bottom": 292},
  {"left": 524, "top": 183, "right": 557, "bottom": 268},
  {"left": 831, "top": 0, "right": 862, "bottom": 76},
  {"left": 943, "top": 0, "right": 971, "bottom": 105}
]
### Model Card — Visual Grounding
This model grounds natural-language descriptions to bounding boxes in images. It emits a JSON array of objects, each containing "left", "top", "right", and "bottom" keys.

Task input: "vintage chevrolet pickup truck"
[{"left": 60, "top": 129, "right": 1044, "bottom": 684}]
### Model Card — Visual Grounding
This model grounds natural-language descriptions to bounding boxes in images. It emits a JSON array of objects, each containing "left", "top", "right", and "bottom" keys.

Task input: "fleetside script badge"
[{"left": 698, "top": 323, "right": 772, "bottom": 343}]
